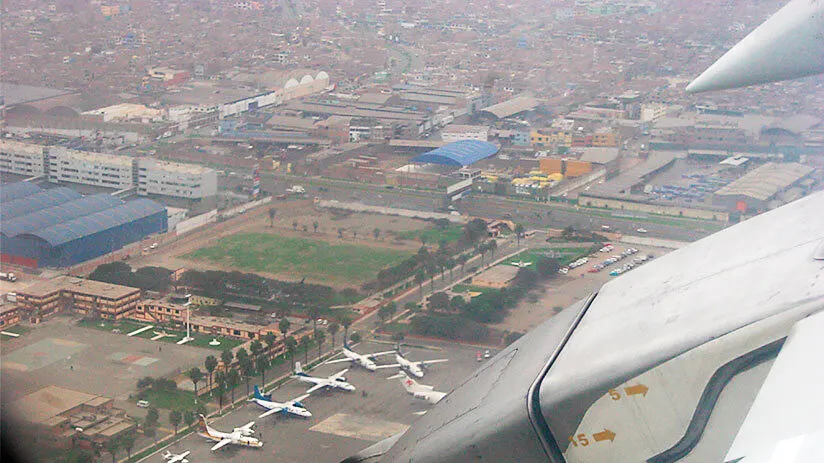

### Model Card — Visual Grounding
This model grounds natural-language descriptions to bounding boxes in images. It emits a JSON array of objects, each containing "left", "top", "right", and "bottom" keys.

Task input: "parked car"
[{"left": 137, "top": 400, "right": 150, "bottom": 408}]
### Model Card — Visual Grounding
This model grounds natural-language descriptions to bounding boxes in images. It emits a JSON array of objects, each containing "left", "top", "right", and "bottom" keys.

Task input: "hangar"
[
  {"left": 1, "top": 183, "right": 168, "bottom": 268},
  {"left": 410, "top": 140, "right": 499, "bottom": 167}
]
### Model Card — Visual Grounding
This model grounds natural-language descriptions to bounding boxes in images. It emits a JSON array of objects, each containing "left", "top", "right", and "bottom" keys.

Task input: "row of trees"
[
  {"left": 89, "top": 262, "right": 172, "bottom": 293},
  {"left": 362, "top": 219, "right": 494, "bottom": 294}
]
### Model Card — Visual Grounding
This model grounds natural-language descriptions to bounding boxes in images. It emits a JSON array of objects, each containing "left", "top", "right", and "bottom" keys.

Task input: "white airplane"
[
  {"left": 196, "top": 415, "right": 262, "bottom": 452},
  {"left": 510, "top": 261, "right": 533, "bottom": 268},
  {"left": 375, "top": 348, "right": 449, "bottom": 378},
  {"left": 161, "top": 451, "right": 190, "bottom": 463},
  {"left": 250, "top": 385, "right": 312, "bottom": 418},
  {"left": 389, "top": 372, "right": 446, "bottom": 404},
  {"left": 292, "top": 361, "right": 356, "bottom": 393},
  {"left": 324, "top": 341, "right": 396, "bottom": 372}
]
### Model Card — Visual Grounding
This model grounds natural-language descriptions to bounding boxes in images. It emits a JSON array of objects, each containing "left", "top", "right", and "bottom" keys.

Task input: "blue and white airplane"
[{"left": 249, "top": 385, "right": 312, "bottom": 419}]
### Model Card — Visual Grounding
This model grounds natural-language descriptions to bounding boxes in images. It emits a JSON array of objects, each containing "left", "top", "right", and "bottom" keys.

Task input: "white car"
[
  {"left": 637, "top": 228, "right": 648, "bottom": 234},
  {"left": 137, "top": 400, "right": 150, "bottom": 408},
  {"left": 558, "top": 267, "right": 569, "bottom": 275}
]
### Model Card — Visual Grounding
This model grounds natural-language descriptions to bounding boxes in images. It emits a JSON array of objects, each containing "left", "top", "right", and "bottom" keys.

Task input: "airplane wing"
[
  {"left": 367, "top": 350, "right": 397, "bottom": 359},
  {"left": 341, "top": 191, "right": 824, "bottom": 463},
  {"left": 416, "top": 359, "right": 449, "bottom": 367},
  {"left": 237, "top": 421, "right": 255, "bottom": 433},
  {"left": 374, "top": 363, "right": 401, "bottom": 369},
  {"left": 290, "top": 394, "right": 311, "bottom": 404},
  {"left": 210, "top": 438, "right": 233, "bottom": 452},
  {"left": 305, "top": 383, "right": 326, "bottom": 394},
  {"left": 258, "top": 406, "right": 284, "bottom": 419},
  {"left": 330, "top": 368, "right": 349, "bottom": 379},
  {"left": 324, "top": 357, "right": 352, "bottom": 365}
]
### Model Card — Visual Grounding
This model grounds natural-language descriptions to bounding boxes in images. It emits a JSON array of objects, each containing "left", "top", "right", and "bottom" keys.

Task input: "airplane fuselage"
[{"left": 253, "top": 397, "right": 313, "bottom": 418}]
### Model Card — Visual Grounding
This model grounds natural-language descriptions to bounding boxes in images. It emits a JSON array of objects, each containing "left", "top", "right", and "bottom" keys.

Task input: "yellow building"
[{"left": 531, "top": 130, "right": 572, "bottom": 147}]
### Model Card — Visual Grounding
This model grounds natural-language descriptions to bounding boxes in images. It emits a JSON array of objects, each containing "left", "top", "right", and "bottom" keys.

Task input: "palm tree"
[
  {"left": 457, "top": 254, "right": 468, "bottom": 275},
  {"left": 328, "top": 322, "right": 339, "bottom": 347},
  {"left": 241, "top": 358, "right": 255, "bottom": 396},
  {"left": 315, "top": 330, "right": 326, "bottom": 359},
  {"left": 235, "top": 347, "right": 249, "bottom": 365},
  {"left": 121, "top": 432, "right": 136, "bottom": 461},
  {"left": 220, "top": 349, "right": 234, "bottom": 371},
  {"left": 340, "top": 316, "right": 353, "bottom": 345},
  {"left": 514, "top": 223, "right": 525, "bottom": 246},
  {"left": 446, "top": 258, "right": 456, "bottom": 281},
  {"left": 250, "top": 339, "right": 263, "bottom": 359},
  {"left": 373, "top": 228, "right": 380, "bottom": 240},
  {"left": 488, "top": 240, "right": 498, "bottom": 260},
  {"left": 169, "top": 410, "right": 182, "bottom": 436},
  {"left": 104, "top": 436, "right": 121, "bottom": 463},
  {"left": 300, "top": 335, "right": 311, "bottom": 364},
  {"left": 313, "top": 221, "right": 319, "bottom": 233},
  {"left": 268, "top": 208, "right": 276, "bottom": 228},
  {"left": 214, "top": 371, "right": 227, "bottom": 411},
  {"left": 353, "top": 230, "right": 358, "bottom": 240},
  {"left": 292, "top": 220, "right": 299, "bottom": 231},
  {"left": 255, "top": 355, "right": 269, "bottom": 388},
  {"left": 279, "top": 318, "right": 290, "bottom": 339},
  {"left": 337, "top": 227, "right": 345, "bottom": 239},
  {"left": 227, "top": 369, "right": 240, "bottom": 405},
  {"left": 308, "top": 306, "right": 321, "bottom": 336},
  {"left": 263, "top": 332, "right": 277, "bottom": 358},
  {"left": 205, "top": 356, "right": 217, "bottom": 395},
  {"left": 414, "top": 270, "right": 425, "bottom": 297},
  {"left": 187, "top": 367, "right": 204, "bottom": 403},
  {"left": 284, "top": 336, "right": 298, "bottom": 368}
]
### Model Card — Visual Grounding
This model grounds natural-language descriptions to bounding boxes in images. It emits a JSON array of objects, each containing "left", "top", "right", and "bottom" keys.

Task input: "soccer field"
[{"left": 184, "top": 233, "right": 412, "bottom": 284}]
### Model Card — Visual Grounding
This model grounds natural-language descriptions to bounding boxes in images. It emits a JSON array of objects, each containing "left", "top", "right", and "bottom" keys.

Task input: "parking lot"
[
  {"left": 143, "top": 340, "right": 484, "bottom": 463},
  {"left": 496, "top": 243, "right": 670, "bottom": 333}
]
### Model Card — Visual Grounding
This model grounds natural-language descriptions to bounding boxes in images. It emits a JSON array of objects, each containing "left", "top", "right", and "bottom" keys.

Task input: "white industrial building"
[
  {"left": 0, "top": 140, "right": 47, "bottom": 176},
  {"left": 1, "top": 141, "right": 217, "bottom": 199},
  {"left": 48, "top": 146, "right": 134, "bottom": 189},
  {"left": 441, "top": 124, "right": 490, "bottom": 142},
  {"left": 137, "top": 159, "right": 217, "bottom": 199}
]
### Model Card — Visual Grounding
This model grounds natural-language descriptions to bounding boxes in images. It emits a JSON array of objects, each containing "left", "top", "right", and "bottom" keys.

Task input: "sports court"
[{"left": 2, "top": 338, "right": 87, "bottom": 372}]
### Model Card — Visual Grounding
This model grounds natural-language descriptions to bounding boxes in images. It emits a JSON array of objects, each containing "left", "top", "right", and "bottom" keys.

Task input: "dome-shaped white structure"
[
  {"left": 315, "top": 71, "right": 330, "bottom": 81},
  {"left": 285, "top": 78, "right": 299, "bottom": 89},
  {"left": 300, "top": 74, "right": 314, "bottom": 85}
]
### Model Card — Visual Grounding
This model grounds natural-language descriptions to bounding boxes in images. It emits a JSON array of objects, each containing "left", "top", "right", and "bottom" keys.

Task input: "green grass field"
[
  {"left": 185, "top": 233, "right": 412, "bottom": 284},
  {"left": 137, "top": 388, "right": 197, "bottom": 412},
  {"left": 77, "top": 318, "right": 244, "bottom": 350},
  {"left": 500, "top": 247, "right": 592, "bottom": 267}
]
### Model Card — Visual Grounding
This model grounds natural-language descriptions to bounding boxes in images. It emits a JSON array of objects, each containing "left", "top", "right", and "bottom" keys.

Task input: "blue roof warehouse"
[{"left": 1, "top": 183, "right": 168, "bottom": 268}]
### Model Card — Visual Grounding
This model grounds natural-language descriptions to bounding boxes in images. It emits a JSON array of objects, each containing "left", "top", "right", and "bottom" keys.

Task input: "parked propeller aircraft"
[
  {"left": 293, "top": 362, "right": 356, "bottom": 393},
  {"left": 374, "top": 348, "right": 449, "bottom": 378},
  {"left": 389, "top": 372, "right": 447, "bottom": 404},
  {"left": 324, "top": 341, "right": 396, "bottom": 372},
  {"left": 161, "top": 450, "right": 190, "bottom": 463},
  {"left": 197, "top": 415, "right": 262, "bottom": 451},
  {"left": 250, "top": 385, "right": 312, "bottom": 418}
]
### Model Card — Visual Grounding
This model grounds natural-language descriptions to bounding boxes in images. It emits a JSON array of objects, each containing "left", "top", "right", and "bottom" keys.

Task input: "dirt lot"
[
  {"left": 493, "top": 243, "right": 671, "bottom": 333},
  {"left": 130, "top": 201, "right": 433, "bottom": 288}
]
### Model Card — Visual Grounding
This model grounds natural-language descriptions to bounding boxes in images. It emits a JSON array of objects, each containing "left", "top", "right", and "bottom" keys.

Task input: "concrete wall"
[
  {"left": 175, "top": 209, "right": 218, "bottom": 236},
  {"left": 580, "top": 194, "right": 729, "bottom": 222}
]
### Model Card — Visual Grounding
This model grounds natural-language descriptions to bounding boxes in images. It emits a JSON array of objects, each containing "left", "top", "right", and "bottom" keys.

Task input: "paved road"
[{"left": 220, "top": 172, "right": 725, "bottom": 243}]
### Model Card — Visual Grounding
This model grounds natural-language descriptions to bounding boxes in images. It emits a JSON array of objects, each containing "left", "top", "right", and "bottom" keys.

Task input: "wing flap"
[{"left": 726, "top": 311, "right": 824, "bottom": 462}]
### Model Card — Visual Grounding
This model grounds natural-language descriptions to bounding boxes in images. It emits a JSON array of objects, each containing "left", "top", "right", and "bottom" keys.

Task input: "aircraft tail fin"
[
  {"left": 295, "top": 361, "right": 305, "bottom": 375},
  {"left": 253, "top": 385, "right": 266, "bottom": 400},
  {"left": 398, "top": 373, "right": 419, "bottom": 393},
  {"left": 198, "top": 414, "right": 214, "bottom": 435}
]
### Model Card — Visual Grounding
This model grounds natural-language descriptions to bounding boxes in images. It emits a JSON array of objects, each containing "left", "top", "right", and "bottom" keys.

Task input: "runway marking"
[{"left": 309, "top": 413, "right": 408, "bottom": 442}]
